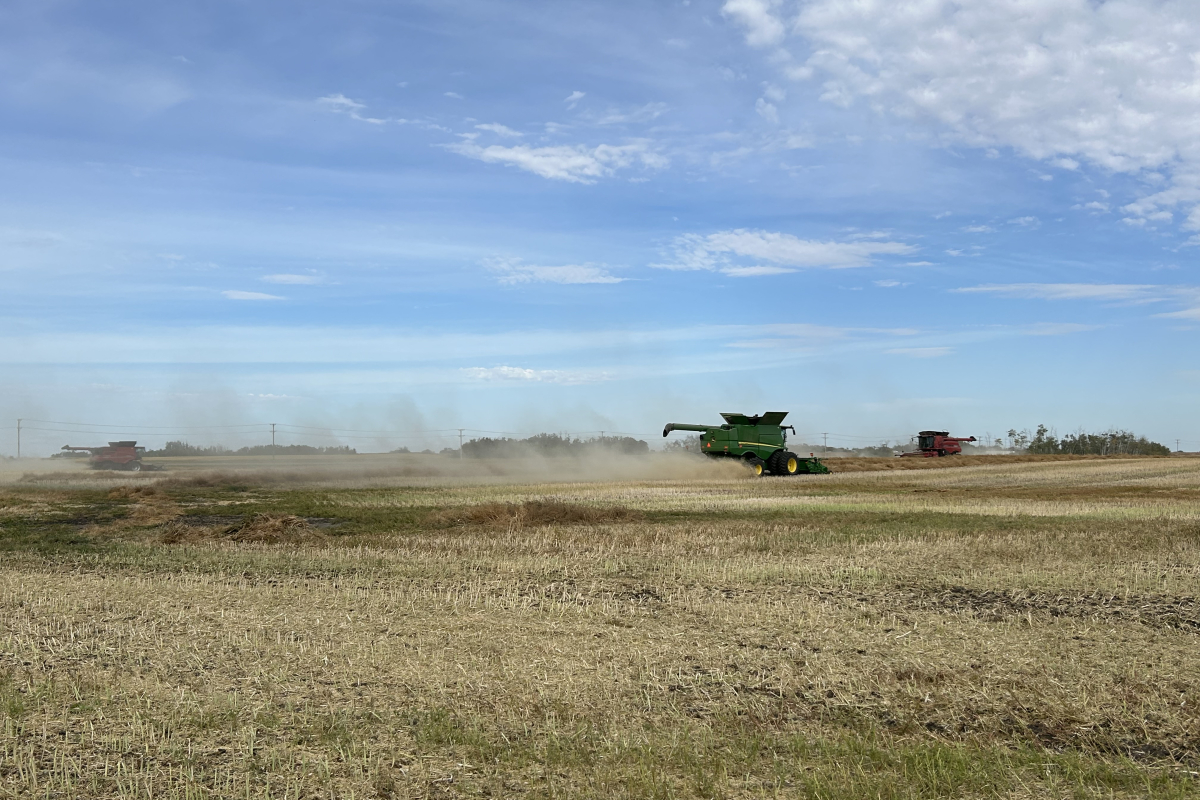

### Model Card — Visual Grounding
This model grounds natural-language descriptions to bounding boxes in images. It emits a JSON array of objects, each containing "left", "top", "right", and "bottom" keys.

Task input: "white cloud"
[
  {"left": 262, "top": 274, "right": 323, "bottom": 285},
  {"left": 444, "top": 91, "right": 463, "bottom": 99},
  {"left": 874, "top": 279, "right": 905, "bottom": 287},
  {"left": 755, "top": 97, "right": 779, "bottom": 124},
  {"left": 475, "top": 123, "right": 522, "bottom": 137},
  {"left": 462, "top": 366, "right": 608, "bottom": 385},
  {"left": 565, "top": 90, "right": 586, "bottom": 108},
  {"left": 485, "top": 258, "right": 624, "bottom": 285},
  {"left": 316, "top": 94, "right": 385, "bottom": 124},
  {"left": 885, "top": 347, "right": 953, "bottom": 358},
  {"left": 222, "top": 290, "right": 284, "bottom": 301},
  {"left": 1008, "top": 216, "right": 1041, "bottom": 227},
  {"left": 722, "top": 0, "right": 786, "bottom": 48},
  {"left": 904, "top": 261, "right": 934, "bottom": 266},
  {"left": 654, "top": 229, "right": 915, "bottom": 274},
  {"left": 962, "top": 225, "right": 994, "bottom": 233},
  {"left": 953, "top": 283, "right": 1160, "bottom": 302},
  {"left": 445, "top": 141, "right": 667, "bottom": 183},
  {"left": 731, "top": 0, "right": 1200, "bottom": 230}
]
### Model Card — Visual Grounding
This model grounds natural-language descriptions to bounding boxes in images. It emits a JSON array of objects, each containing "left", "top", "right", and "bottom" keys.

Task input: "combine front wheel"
[
  {"left": 745, "top": 456, "right": 766, "bottom": 477},
  {"left": 768, "top": 451, "right": 800, "bottom": 475}
]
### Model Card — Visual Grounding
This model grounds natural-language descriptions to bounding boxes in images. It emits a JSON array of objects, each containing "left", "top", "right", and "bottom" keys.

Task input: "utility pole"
[
  {"left": 822, "top": 432, "right": 828, "bottom": 456},
  {"left": 458, "top": 429, "right": 464, "bottom": 458},
  {"left": 16, "top": 419, "right": 21, "bottom": 459},
  {"left": 1177, "top": 439, "right": 1182, "bottom": 453},
  {"left": 271, "top": 423, "right": 277, "bottom": 460}
]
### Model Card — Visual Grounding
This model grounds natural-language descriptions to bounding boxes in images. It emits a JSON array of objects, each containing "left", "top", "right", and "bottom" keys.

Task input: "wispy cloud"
[
  {"left": 486, "top": 258, "right": 624, "bottom": 285},
  {"left": 728, "top": 323, "right": 918, "bottom": 350},
  {"left": 1155, "top": 307, "right": 1200, "bottom": 321},
  {"left": 445, "top": 141, "right": 667, "bottom": 183},
  {"left": 316, "top": 94, "right": 385, "bottom": 124},
  {"left": 953, "top": 283, "right": 1161, "bottom": 302},
  {"left": 956, "top": 283, "right": 1200, "bottom": 322},
  {"left": 723, "top": 265, "right": 795, "bottom": 277},
  {"left": 592, "top": 102, "right": 668, "bottom": 125},
  {"left": 885, "top": 347, "right": 953, "bottom": 358},
  {"left": 564, "top": 90, "right": 585, "bottom": 109},
  {"left": 463, "top": 365, "right": 609, "bottom": 384},
  {"left": 222, "top": 290, "right": 284, "bottom": 301},
  {"left": 262, "top": 274, "right": 323, "bottom": 285},
  {"left": 1022, "top": 322, "right": 1101, "bottom": 336},
  {"left": 475, "top": 122, "right": 522, "bottom": 137},
  {"left": 654, "top": 229, "right": 916, "bottom": 274}
]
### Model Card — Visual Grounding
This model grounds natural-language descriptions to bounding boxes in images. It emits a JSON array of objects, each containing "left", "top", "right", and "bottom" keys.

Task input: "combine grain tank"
[
  {"left": 663, "top": 412, "right": 829, "bottom": 476},
  {"left": 61, "top": 441, "right": 151, "bottom": 471},
  {"left": 899, "top": 431, "right": 976, "bottom": 457}
]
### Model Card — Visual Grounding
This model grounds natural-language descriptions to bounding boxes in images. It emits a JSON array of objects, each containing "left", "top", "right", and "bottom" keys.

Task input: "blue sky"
[{"left": 3, "top": 0, "right": 1200, "bottom": 454}]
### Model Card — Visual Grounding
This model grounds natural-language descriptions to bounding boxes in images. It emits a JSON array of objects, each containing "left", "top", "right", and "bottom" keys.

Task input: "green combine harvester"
[{"left": 663, "top": 412, "right": 830, "bottom": 476}]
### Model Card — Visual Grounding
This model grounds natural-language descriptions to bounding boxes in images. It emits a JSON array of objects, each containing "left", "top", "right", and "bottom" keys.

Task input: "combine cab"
[
  {"left": 61, "top": 441, "right": 157, "bottom": 471},
  {"left": 663, "top": 412, "right": 829, "bottom": 476},
  {"left": 899, "top": 431, "right": 976, "bottom": 458}
]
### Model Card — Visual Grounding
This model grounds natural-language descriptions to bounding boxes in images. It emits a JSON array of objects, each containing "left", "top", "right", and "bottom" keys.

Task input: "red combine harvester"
[
  {"left": 61, "top": 441, "right": 155, "bottom": 471},
  {"left": 900, "top": 431, "right": 977, "bottom": 458}
]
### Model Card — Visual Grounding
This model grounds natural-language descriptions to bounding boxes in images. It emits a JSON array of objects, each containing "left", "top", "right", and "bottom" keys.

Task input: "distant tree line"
[
  {"left": 144, "top": 441, "right": 357, "bottom": 457},
  {"left": 1018, "top": 425, "right": 1170, "bottom": 456},
  {"left": 463, "top": 434, "right": 648, "bottom": 458}
]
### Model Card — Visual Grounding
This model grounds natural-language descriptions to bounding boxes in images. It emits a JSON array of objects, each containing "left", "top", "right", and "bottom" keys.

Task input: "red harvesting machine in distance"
[
  {"left": 899, "top": 431, "right": 977, "bottom": 458},
  {"left": 61, "top": 441, "right": 148, "bottom": 471}
]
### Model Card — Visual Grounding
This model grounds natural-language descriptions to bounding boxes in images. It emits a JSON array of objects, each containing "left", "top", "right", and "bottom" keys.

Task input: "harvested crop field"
[{"left": 1, "top": 455, "right": 1198, "bottom": 798}]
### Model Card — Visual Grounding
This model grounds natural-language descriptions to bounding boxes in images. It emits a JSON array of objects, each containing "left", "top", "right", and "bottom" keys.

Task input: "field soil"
[{"left": 1, "top": 455, "right": 1198, "bottom": 798}]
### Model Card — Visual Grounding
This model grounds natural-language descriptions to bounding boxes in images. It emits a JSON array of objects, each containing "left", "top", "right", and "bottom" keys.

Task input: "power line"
[{"left": 20, "top": 418, "right": 268, "bottom": 431}]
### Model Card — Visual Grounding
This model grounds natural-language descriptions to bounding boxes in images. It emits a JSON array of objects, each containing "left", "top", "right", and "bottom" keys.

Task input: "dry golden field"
[{"left": 1, "top": 454, "right": 1198, "bottom": 798}]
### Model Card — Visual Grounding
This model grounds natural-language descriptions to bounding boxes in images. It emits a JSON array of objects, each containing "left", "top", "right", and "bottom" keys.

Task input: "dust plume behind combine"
[{"left": 0, "top": 450, "right": 751, "bottom": 489}]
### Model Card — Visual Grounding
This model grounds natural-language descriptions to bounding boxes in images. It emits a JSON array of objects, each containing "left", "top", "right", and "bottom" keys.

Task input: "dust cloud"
[{"left": 0, "top": 451, "right": 751, "bottom": 489}]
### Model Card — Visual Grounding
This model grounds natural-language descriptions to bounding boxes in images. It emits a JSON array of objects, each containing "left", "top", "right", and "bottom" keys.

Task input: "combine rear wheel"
[
  {"left": 127, "top": 462, "right": 142, "bottom": 472},
  {"left": 745, "top": 455, "right": 766, "bottom": 477}
]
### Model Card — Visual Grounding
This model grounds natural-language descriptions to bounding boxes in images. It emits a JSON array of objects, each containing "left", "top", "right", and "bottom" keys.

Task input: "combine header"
[
  {"left": 663, "top": 412, "right": 829, "bottom": 476},
  {"left": 900, "top": 431, "right": 976, "bottom": 458},
  {"left": 61, "top": 441, "right": 158, "bottom": 471}
]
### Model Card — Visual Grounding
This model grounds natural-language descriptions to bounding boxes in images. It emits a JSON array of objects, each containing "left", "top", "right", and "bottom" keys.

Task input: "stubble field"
[{"left": 1, "top": 454, "right": 1198, "bottom": 798}]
